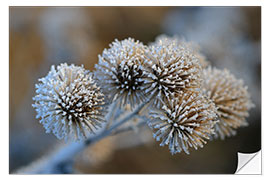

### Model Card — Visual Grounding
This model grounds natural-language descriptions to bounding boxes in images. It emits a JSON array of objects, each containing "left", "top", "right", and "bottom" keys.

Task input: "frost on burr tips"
[
  {"left": 94, "top": 38, "right": 148, "bottom": 108},
  {"left": 202, "top": 67, "right": 254, "bottom": 140},
  {"left": 143, "top": 36, "right": 203, "bottom": 107},
  {"left": 32, "top": 63, "right": 106, "bottom": 141},
  {"left": 152, "top": 34, "right": 209, "bottom": 68},
  {"left": 148, "top": 91, "right": 217, "bottom": 155}
]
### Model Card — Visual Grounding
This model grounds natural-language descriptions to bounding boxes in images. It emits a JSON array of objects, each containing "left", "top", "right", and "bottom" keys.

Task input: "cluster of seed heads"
[{"left": 33, "top": 35, "right": 254, "bottom": 155}]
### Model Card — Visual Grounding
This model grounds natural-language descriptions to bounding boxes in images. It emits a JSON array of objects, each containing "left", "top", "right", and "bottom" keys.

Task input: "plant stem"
[
  {"left": 85, "top": 96, "right": 151, "bottom": 144},
  {"left": 111, "top": 120, "right": 147, "bottom": 136},
  {"left": 16, "top": 95, "right": 153, "bottom": 174},
  {"left": 105, "top": 101, "right": 118, "bottom": 129}
]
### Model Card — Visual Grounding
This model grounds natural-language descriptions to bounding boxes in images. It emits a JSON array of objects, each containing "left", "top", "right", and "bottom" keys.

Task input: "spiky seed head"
[
  {"left": 143, "top": 37, "right": 203, "bottom": 107},
  {"left": 202, "top": 67, "right": 254, "bottom": 139},
  {"left": 148, "top": 91, "right": 217, "bottom": 155},
  {"left": 32, "top": 63, "right": 106, "bottom": 141},
  {"left": 94, "top": 38, "right": 148, "bottom": 108},
  {"left": 152, "top": 34, "right": 209, "bottom": 68}
]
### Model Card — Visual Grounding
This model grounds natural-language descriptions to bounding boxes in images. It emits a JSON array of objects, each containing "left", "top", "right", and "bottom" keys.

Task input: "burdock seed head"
[
  {"left": 152, "top": 34, "right": 209, "bottom": 68},
  {"left": 143, "top": 37, "right": 203, "bottom": 107},
  {"left": 32, "top": 63, "right": 106, "bottom": 141},
  {"left": 148, "top": 91, "right": 217, "bottom": 155},
  {"left": 202, "top": 66, "right": 254, "bottom": 139},
  {"left": 94, "top": 38, "right": 148, "bottom": 108}
]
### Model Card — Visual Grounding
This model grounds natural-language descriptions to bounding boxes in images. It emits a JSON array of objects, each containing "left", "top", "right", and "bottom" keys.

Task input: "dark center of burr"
[{"left": 116, "top": 64, "right": 144, "bottom": 91}]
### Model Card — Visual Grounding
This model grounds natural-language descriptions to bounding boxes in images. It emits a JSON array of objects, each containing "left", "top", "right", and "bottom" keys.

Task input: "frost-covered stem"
[
  {"left": 17, "top": 95, "right": 153, "bottom": 174},
  {"left": 85, "top": 97, "right": 152, "bottom": 145},
  {"left": 15, "top": 141, "right": 85, "bottom": 174},
  {"left": 111, "top": 118, "right": 147, "bottom": 136},
  {"left": 105, "top": 101, "right": 119, "bottom": 129}
]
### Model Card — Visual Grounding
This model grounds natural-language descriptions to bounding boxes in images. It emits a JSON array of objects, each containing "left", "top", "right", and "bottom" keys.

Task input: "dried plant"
[
  {"left": 152, "top": 34, "right": 209, "bottom": 68},
  {"left": 32, "top": 63, "right": 106, "bottom": 141},
  {"left": 142, "top": 36, "right": 203, "bottom": 107},
  {"left": 25, "top": 35, "right": 254, "bottom": 174},
  {"left": 94, "top": 38, "right": 148, "bottom": 108},
  {"left": 148, "top": 91, "right": 217, "bottom": 154},
  {"left": 202, "top": 67, "right": 254, "bottom": 139}
]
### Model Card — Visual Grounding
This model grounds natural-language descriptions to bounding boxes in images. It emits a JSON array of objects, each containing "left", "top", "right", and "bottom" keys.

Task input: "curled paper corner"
[{"left": 235, "top": 150, "right": 261, "bottom": 174}]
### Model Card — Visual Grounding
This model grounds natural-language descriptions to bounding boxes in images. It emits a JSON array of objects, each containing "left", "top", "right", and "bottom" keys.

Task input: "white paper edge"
[{"left": 235, "top": 150, "right": 261, "bottom": 174}]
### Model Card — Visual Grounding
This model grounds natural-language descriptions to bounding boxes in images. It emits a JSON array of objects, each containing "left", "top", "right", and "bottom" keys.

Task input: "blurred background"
[{"left": 9, "top": 6, "right": 261, "bottom": 174}]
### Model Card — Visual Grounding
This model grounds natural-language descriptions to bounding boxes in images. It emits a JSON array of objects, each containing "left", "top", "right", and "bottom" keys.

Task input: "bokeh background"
[{"left": 9, "top": 6, "right": 261, "bottom": 174}]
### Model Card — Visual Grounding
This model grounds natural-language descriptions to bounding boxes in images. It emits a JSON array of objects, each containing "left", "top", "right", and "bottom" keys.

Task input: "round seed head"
[
  {"left": 143, "top": 37, "right": 203, "bottom": 107},
  {"left": 94, "top": 38, "right": 148, "bottom": 108},
  {"left": 152, "top": 34, "right": 209, "bottom": 68},
  {"left": 148, "top": 91, "right": 217, "bottom": 155},
  {"left": 202, "top": 67, "right": 254, "bottom": 139},
  {"left": 32, "top": 63, "right": 106, "bottom": 141}
]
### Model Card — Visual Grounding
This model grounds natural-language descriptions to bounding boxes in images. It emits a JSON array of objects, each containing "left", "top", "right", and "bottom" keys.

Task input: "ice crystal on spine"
[
  {"left": 202, "top": 67, "right": 254, "bottom": 139},
  {"left": 148, "top": 92, "right": 217, "bottom": 154},
  {"left": 94, "top": 38, "right": 148, "bottom": 107},
  {"left": 152, "top": 35, "right": 209, "bottom": 68},
  {"left": 32, "top": 63, "right": 106, "bottom": 141},
  {"left": 143, "top": 37, "right": 202, "bottom": 106}
]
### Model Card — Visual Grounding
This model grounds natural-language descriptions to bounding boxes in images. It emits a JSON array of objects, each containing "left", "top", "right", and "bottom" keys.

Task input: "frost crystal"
[
  {"left": 202, "top": 67, "right": 254, "bottom": 139},
  {"left": 32, "top": 63, "right": 106, "bottom": 141},
  {"left": 152, "top": 35, "right": 209, "bottom": 68},
  {"left": 94, "top": 38, "right": 148, "bottom": 108},
  {"left": 143, "top": 37, "right": 203, "bottom": 107},
  {"left": 148, "top": 91, "right": 217, "bottom": 154}
]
